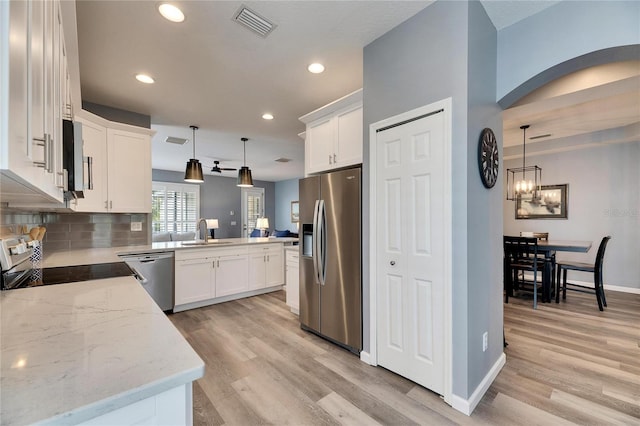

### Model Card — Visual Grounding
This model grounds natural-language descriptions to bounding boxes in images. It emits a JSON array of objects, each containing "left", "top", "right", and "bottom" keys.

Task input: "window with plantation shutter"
[{"left": 152, "top": 182, "right": 200, "bottom": 234}]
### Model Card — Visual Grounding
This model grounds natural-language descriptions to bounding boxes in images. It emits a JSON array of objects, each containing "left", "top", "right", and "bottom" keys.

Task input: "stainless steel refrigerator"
[{"left": 299, "top": 167, "right": 362, "bottom": 353}]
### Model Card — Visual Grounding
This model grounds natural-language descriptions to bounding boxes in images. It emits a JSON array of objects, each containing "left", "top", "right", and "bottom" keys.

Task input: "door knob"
[{"left": 390, "top": 261, "right": 396, "bottom": 266}]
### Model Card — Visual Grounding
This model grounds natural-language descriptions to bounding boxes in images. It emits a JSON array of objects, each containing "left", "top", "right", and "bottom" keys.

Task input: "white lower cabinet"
[
  {"left": 248, "top": 244, "right": 284, "bottom": 290},
  {"left": 285, "top": 248, "right": 299, "bottom": 314},
  {"left": 174, "top": 244, "right": 286, "bottom": 311},
  {"left": 175, "top": 255, "right": 214, "bottom": 305},
  {"left": 215, "top": 253, "right": 249, "bottom": 297},
  {"left": 79, "top": 383, "right": 191, "bottom": 426}
]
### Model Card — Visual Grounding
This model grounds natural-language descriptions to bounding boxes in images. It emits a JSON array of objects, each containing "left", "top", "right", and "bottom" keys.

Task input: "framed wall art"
[
  {"left": 516, "top": 184, "right": 568, "bottom": 219},
  {"left": 291, "top": 201, "right": 299, "bottom": 223}
]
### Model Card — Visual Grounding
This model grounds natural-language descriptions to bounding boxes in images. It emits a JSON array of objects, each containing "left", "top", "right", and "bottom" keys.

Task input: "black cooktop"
[{"left": 2, "top": 262, "right": 134, "bottom": 290}]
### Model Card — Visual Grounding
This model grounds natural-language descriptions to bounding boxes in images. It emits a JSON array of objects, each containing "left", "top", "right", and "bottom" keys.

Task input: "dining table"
[
  {"left": 506, "top": 238, "right": 593, "bottom": 304},
  {"left": 539, "top": 240, "right": 592, "bottom": 302}
]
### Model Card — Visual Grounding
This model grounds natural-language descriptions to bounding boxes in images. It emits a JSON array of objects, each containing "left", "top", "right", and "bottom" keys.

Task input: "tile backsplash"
[{"left": 0, "top": 208, "right": 149, "bottom": 251}]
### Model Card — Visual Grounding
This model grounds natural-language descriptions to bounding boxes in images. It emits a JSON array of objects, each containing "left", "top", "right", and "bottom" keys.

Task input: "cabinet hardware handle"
[
  {"left": 390, "top": 261, "right": 396, "bottom": 266},
  {"left": 333, "top": 153, "right": 336, "bottom": 163},
  {"left": 56, "top": 169, "right": 68, "bottom": 191},
  {"left": 328, "top": 154, "right": 332, "bottom": 165},
  {"left": 105, "top": 201, "right": 108, "bottom": 209},
  {"left": 84, "top": 156, "right": 94, "bottom": 190},
  {"left": 213, "top": 261, "right": 215, "bottom": 268},
  {"left": 217, "top": 260, "right": 220, "bottom": 267},
  {"left": 46, "top": 134, "right": 54, "bottom": 173},
  {"left": 110, "top": 200, "right": 113, "bottom": 209},
  {"left": 33, "top": 136, "right": 47, "bottom": 168},
  {"left": 267, "top": 255, "right": 269, "bottom": 262}
]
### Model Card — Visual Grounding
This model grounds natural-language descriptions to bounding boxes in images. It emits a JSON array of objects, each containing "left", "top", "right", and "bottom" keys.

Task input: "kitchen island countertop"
[
  {"left": 0, "top": 276, "right": 204, "bottom": 425},
  {"left": 42, "top": 237, "right": 298, "bottom": 268}
]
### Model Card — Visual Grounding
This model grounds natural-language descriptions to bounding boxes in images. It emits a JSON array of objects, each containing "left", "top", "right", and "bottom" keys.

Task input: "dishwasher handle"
[{"left": 129, "top": 265, "right": 149, "bottom": 285}]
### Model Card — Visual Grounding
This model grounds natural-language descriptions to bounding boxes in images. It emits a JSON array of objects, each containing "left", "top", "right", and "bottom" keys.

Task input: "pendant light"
[
  {"left": 184, "top": 125, "right": 204, "bottom": 183},
  {"left": 506, "top": 124, "right": 542, "bottom": 201},
  {"left": 237, "top": 137, "right": 254, "bottom": 187}
]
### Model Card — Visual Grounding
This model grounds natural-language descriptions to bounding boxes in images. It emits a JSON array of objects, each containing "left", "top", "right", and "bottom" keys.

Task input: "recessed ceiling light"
[
  {"left": 158, "top": 3, "right": 185, "bottom": 23},
  {"left": 135, "top": 74, "right": 155, "bottom": 84},
  {"left": 262, "top": 113, "right": 274, "bottom": 120},
  {"left": 308, "top": 63, "right": 325, "bottom": 74}
]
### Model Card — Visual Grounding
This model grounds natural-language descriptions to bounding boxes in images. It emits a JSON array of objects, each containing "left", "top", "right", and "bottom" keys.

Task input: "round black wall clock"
[{"left": 478, "top": 128, "right": 499, "bottom": 189}]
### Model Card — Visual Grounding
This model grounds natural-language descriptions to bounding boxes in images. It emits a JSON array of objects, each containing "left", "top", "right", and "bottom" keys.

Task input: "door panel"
[
  {"left": 298, "top": 176, "right": 320, "bottom": 332},
  {"left": 376, "top": 111, "right": 445, "bottom": 395},
  {"left": 320, "top": 168, "right": 361, "bottom": 350}
]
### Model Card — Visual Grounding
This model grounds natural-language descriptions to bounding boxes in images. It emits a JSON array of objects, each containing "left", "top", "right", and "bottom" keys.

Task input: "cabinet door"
[
  {"left": 175, "top": 258, "right": 213, "bottom": 306},
  {"left": 73, "top": 118, "right": 108, "bottom": 212},
  {"left": 285, "top": 251, "right": 299, "bottom": 312},
  {"left": 248, "top": 251, "right": 266, "bottom": 290},
  {"left": 265, "top": 246, "right": 284, "bottom": 287},
  {"left": 215, "top": 255, "right": 249, "bottom": 297},
  {"left": 107, "top": 128, "right": 151, "bottom": 213},
  {"left": 306, "top": 117, "right": 334, "bottom": 174},
  {"left": 335, "top": 104, "right": 362, "bottom": 168}
]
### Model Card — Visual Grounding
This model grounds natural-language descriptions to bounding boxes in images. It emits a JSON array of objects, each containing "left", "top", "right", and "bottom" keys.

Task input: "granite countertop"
[
  {"left": 42, "top": 237, "right": 299, "bottom": 268},
  {"left": 0, "top": 277, "right": 204, "bottom": 425}
]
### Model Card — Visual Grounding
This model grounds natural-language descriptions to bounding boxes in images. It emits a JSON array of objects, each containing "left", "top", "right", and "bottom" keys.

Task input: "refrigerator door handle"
[
  {"left": 318, "top": 199, "right": 327, "bottom": 286},
  {"left": 312, "top": 199, "right": 321, "bottom": 284}
]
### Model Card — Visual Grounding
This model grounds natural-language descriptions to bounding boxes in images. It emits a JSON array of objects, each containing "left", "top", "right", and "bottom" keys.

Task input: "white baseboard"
[
  {"left": 521, "top": 274, "right": 640, "bottom": 295},
  {"left": 359, "top": 351, "right": 373, "bottom": 365},
  {"left": 450, "top": 353, "right": 506, "bottom": 416}
]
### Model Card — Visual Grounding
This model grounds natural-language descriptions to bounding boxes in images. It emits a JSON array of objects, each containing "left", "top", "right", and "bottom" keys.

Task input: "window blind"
[{"left": 152, "top": 182, "right": 200, "bottom": 234}]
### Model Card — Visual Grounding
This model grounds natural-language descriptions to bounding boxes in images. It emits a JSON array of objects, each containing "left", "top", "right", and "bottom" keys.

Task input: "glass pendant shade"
[
  {"left": 506, "top": 125, "right": 542, "bottom": 201},
  {"left": 184, "top": 125, "right": 204, "bottom": 183},
  {"left": 237, "top": 166, "right": 253, "bottom": 187},
  {"left": 237, "top": 137, "right": 254, "bottom": 187}
]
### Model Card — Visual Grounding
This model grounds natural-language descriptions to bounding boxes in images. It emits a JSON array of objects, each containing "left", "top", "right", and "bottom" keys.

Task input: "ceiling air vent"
[
  {"left": 233, "top": 5, "right": 277, "bottom": 38},
  {"left": 274, "top": 158, "right": 291, "bottom": 163},
  {"left": 165, "top": 136, "right": 188, "bottom": 145}
]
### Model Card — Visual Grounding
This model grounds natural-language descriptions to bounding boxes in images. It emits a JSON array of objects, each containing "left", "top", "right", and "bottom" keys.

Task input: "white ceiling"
[{"left": 74, "top": 0, "right": 636, "bottom": 182}]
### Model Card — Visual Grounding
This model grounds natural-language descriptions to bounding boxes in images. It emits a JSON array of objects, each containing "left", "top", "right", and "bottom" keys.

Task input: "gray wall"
[
  {"left": 504, "top": 142, "right": 640, "bottom": 290},
  {"left": 81, "top": 101, "right": 151, "bottom": 128},
  {"left": 364, "top": 0, "right": 502, "bottom": 400},
  {"left": 275, "top": 178, "right": 299, "bottom": 233},
  {"left": 152, "top": 169, "right": 275, "bottom": 238},
  {"left": 497, "top": 1, "right": 640, "bottom": 104},
  {"left": 466, "top": 0, "right": 504, "bottom": 396}
]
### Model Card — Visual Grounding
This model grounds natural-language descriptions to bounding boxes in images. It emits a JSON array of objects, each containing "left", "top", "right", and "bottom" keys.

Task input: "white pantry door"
[{"left": 376, "top": 110, "right": 445, "bottom": 395}]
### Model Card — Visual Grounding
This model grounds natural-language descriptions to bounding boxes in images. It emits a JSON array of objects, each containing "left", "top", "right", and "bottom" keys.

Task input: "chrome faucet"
[{"left": 197, "top": 218, "right": 208, "bottom": 243}]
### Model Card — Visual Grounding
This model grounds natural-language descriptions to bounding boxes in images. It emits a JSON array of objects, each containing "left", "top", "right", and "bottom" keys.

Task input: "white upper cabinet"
[
  {"left": 0, "top": 0, "right": 69, "bottom": 204},
  {"left": 74, "top": 112, "right": 153, "bottom": 213},
  {"left": 299, "top": 89, "right": 363, "bottom": 175}
]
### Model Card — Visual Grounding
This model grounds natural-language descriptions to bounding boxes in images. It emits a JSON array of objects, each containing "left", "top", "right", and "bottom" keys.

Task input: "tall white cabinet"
[{"left": 299, "top": 89, "right": 363, "bottom": 176}]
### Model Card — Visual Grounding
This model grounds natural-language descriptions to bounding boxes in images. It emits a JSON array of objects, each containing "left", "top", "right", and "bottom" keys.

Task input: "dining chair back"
[
  {"left": 504, "top": 236, "right": 543, "bottom": 309},
  {"left": 556, "top": 236, "right": 611, "bottom": 311}
]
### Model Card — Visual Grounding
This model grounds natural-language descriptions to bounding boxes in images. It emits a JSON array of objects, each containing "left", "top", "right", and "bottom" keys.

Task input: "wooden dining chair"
[
  {"left": 556, "top": 236, "right": 611, "bottom": 311},
  {"left": 518, "top": 232, "right": 554, "bottom": 302},
  {"left": 504, "top": 236, "right": 543, "bottom": 309}
]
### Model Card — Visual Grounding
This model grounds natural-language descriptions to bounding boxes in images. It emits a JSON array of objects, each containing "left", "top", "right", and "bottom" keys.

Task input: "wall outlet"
[
  {"left": 231, "top": 221, "right": 237, "bottom": 226},
  {"left": 130, "top": 222, "right": 142, "bottom": 232},
  {"left": 482, "top": 332, "right": 488, "bottom": 352}
]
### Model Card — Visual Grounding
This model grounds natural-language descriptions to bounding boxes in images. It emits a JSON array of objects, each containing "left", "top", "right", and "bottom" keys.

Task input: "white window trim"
[{"left": 152, "top": 181, "right": 201, "bottom": 234}]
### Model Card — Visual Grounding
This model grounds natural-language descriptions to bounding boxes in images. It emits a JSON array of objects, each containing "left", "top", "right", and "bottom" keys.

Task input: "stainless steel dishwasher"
[{"left": 119, "top": 252, "right": 174, "bottom": 312}]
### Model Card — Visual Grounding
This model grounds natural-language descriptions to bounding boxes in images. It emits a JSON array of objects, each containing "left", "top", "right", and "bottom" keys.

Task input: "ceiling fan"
[{"left": 210, "top": 160, "right": 237, "bottom": 174}]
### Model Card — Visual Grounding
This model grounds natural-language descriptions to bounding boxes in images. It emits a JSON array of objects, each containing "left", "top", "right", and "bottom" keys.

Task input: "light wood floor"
[{"left": 169, "top": 289, "right": 640, "bottom": 425}]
